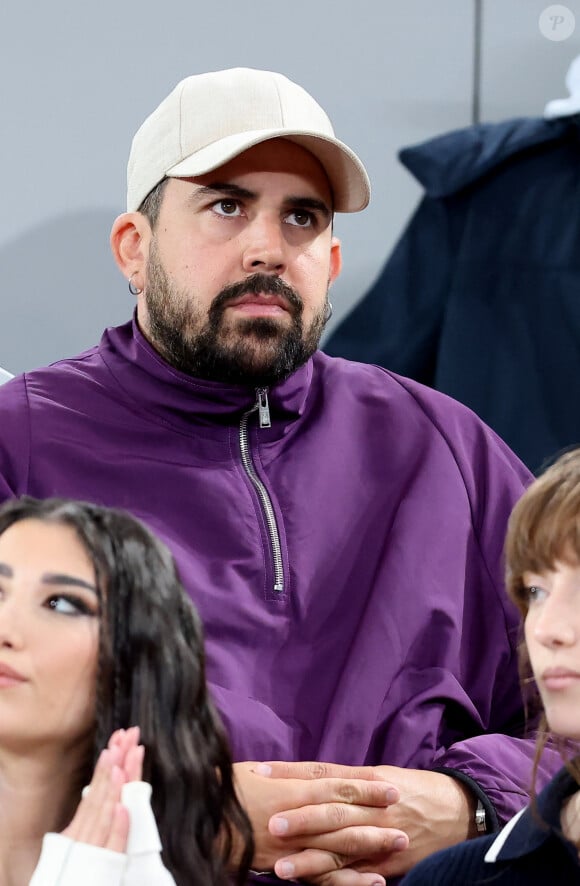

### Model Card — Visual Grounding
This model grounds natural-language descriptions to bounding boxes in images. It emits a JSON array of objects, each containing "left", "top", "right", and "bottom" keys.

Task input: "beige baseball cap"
[{"left": 127, "top": 67, "right": 371, "bottom": 213}]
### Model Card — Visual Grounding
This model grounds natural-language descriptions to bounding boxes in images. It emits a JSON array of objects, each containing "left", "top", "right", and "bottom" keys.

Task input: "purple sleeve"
[
  {"left": 425, "top": 397, "right": 561, "bottom": 822},
  {"left": 0, "top": 374, "right": 31, "bottom": 500},
  {"left": 435, "top": 735, "right": 558, "bottom": 825}
]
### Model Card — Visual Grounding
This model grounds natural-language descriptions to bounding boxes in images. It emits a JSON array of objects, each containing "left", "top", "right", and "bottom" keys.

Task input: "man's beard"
[{"left": 143, "top": 240, "right": 329, "bottom": 386}]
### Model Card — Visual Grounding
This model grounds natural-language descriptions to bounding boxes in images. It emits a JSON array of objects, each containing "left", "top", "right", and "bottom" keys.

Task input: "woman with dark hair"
[
  {"left": 401, "top": 448, "right": 580, "bottom": 884},
  {"left": 0, "top": 496, "right": 252, "bottom": 885}
]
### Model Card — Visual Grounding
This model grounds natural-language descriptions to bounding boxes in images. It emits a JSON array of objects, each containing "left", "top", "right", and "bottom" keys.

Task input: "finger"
[
  {"left": 313, "top": 871, "right": 386, "bottom": 886},
  {"left": 66, "top": 760, "right": 125, "bottom": 847},
  {"left": 281, "top": 826, "right": 408, "bottom": 863},
  {"left": 269, "top": 799, "right": 398, "bottom": 838},
  {"left": 109, "top": 727, "right": 139, "bottom": 770},
  {"left": 315, "top": 874, "right": 386, "bottom": 886},
  {"left": 79, "top": 763, "right": 125, "bottom": 846},
  {"left": 64, "top": 749, "right": 113, "bottom": 840},
  {"left": 108, "top": 729, "right": 126, "bottom": 752},
  {"left": 120, "top": 725, "right": 140, "bottom": 753},
  {"left": 125, "top": 743, "right": 145, "bottom": 782},
  {"left": 260, "top": 762, "right": 384, "bottom": 782},
  {"left": 276, "top": 778, "right": 399, "bottom": 811},
  {"left": 105, "top": 802, "right": 130, "bottom": 853},
  {"left": 274, "top": 849, "right": 385, "bottom": 883}
]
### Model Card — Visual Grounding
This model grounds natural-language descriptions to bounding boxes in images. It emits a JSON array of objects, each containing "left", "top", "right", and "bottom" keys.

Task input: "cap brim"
[{"left": 166, "top": 129, "right": 371, "bottom": 212}]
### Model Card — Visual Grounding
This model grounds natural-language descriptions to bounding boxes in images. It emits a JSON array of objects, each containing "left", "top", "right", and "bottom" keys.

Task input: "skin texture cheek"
[{"left": 0, "top": 519, "right": 100, "bottom": 748}]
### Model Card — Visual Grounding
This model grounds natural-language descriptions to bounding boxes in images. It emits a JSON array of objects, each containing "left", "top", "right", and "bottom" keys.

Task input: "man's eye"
[
  {"left": 213, "top": 200, "right": 241, "bottom": 217},
  {"left": 47, "top": 595, "right": 94, "bottom": 616},
  {"left": 286, "top": 211, "right": 313, "bottom": 228}
]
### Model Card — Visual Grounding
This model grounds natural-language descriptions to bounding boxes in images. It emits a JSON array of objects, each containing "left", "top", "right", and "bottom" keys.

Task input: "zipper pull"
[{"left": 256, "top": 387, "right": 271, "bottom": 429}]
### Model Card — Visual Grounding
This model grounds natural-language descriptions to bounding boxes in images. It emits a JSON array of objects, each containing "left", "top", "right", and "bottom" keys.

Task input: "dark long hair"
[{"left": 0, "top": 496, "right": 253, "bottom": 884}]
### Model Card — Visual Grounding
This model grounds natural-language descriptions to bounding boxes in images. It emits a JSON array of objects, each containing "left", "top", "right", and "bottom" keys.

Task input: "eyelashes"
[{"left": 46, "top": 594, "right": 99, "bottom": 617}]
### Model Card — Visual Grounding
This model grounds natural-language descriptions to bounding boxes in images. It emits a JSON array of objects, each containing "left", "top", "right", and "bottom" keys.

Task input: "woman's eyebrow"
[
  {"left": 0, "top": 563, "right": 12, "bottom": 578},
  {"left": 41, "top": 573, "right": 98, "bottom": 594}
]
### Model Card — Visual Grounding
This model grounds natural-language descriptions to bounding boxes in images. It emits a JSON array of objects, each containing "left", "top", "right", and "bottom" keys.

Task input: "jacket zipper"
[{"left": 239, "top": 387, "right": 284, "bottom": 593}]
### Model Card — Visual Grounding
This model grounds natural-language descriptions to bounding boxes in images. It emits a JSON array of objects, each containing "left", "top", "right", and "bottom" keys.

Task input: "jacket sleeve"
[
  {"left": 419, "top": 395, "right": 561, "bottom": 825},
  {"left": 0, "top": 374, "right": 31, "bottom": 500},
  {"left": 324, "top": 195, "right": 458, "bottom": 381},
  {"left": 28, "top": 782, "right": 176, "bottom": 886},
  {"left": 434, "top": 735, "right": 550, "bottom": 829}
]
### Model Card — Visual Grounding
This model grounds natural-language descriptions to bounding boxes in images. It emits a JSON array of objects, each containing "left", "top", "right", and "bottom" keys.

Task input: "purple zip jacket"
[{"left": 0, "top": 319, "right": 557, "bottom": 834}]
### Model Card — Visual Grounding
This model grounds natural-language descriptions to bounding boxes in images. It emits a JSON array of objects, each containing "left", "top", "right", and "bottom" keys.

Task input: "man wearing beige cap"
[{"left": 0, "top": 68, "right": 558, "bottom": 884}]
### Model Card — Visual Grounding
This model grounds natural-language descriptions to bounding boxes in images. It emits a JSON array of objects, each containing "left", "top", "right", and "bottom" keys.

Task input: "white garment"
[
  {"left": 483, "top": 805, "right": 527, "bottom": 863},
  {"left": 29, "top": 782, "right": 176, "bottom": 885},
  {"left": 0, "top": 367, "right": 13, "bottom": 385},
  {"left": 544, "top": 54, "right": 580, "bottom": 118}
]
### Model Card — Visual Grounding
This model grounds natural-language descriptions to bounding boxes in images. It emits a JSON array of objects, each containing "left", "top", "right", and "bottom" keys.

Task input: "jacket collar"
[
  {"left": 400, "top": 116, "right": 577, "bottom": 199},
  {"left": 485, "top": 766, "right": 579, "bottom": 865},
  {"left": 98, "top": 316, "right": 313, "bottom": 436}
]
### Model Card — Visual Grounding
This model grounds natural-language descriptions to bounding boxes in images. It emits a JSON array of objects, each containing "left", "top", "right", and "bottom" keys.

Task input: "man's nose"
[{"left": 241, "top": 216, "right": 287, "bottom": 274}]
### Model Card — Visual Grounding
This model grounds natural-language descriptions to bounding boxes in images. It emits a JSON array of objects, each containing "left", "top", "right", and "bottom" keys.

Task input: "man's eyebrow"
[
  {"left": 284, "top": 195, "right": 332, "bottom": 221},
  {"left": 41, "top": 573, "right": 99, "bottom": 595},
  {"left": 190, "top": 182, "right": 257, "bottom": 203},
  {"left": 189, "top": 184, "right": 332, "bottom": 220}
]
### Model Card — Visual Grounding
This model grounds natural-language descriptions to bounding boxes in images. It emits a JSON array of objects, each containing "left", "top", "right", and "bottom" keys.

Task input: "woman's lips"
[
  {"left": 541, "top": 668, "right": 580, "bottom": 690},
  {"left": 0, "top": 661, "right": 27, "bottom": 688}
]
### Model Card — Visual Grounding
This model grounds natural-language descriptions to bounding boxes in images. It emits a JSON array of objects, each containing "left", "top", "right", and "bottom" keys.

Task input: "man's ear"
[
  {"left": 329, "top": 236, "right": 342, "bottom": 284},
  {"left": 110, "top": 212, "right": 151, "bottom": 281}
]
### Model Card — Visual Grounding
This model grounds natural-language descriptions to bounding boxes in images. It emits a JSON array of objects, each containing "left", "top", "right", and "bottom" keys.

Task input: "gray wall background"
[{"left": 1, "top": 0, "right": 578, "bottom": 374}]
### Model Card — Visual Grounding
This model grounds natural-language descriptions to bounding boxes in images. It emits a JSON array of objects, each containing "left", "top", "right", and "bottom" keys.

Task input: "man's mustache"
[{"left": 210, "top": 274, "right": 303, "bottom": 316}]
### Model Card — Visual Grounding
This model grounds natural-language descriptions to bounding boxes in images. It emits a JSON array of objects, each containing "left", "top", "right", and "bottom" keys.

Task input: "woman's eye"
[
  {"left": 525, "top": 585, "right": 546, "bottom": 604},
  {"left": 213, "top": 200, "right": 241, "bottom": 217},
  {"left": 47, "top": 595, "right": 94, "bottom": 616},
  {"left": 286, "top": 210, "right": 313, "bottom": 228}
]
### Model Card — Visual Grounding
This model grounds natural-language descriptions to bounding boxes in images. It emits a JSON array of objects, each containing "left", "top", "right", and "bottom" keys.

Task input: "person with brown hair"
[{"left": 401, "top": 448, "right": 580, "bottom": 884}]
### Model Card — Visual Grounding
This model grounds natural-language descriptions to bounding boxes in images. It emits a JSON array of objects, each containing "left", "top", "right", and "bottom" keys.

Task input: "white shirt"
[{"left": 29, "top": 782, "right": 176, "bottom": 885}]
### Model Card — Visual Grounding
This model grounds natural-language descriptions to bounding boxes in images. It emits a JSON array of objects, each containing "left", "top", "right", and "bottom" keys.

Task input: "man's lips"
[
  {"left": 541, "top": 667, "right": 580, "bottom": 690},
  {"left": 226, "top": 293, "right": 290, "bottom": 314}
]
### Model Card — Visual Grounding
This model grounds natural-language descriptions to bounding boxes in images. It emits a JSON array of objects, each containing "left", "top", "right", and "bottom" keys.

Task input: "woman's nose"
[
  {"left": 533, "top": 596, "right": 577, "bottom": 648},
  {"left": 0, "top": 600, "right": 25, "bottom": 650}
]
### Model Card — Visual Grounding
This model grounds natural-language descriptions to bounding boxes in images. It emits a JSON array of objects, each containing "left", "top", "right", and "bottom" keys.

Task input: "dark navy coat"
[
  {"left": 325, "top": 116, "right": 580, "bottom": 472},
  {"left": 401, "top": 766, "right": 580, "bottom": 884}
]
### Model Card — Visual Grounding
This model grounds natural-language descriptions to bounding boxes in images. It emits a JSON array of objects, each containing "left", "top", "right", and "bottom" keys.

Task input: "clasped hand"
[{"left": 235, "top": 761, "right": 474, "bottom": 884}]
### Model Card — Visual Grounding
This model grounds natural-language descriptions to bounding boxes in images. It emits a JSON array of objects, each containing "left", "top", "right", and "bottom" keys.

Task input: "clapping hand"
[{"left": 62, "top": 727, "right": 145, "bottom": 852}]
